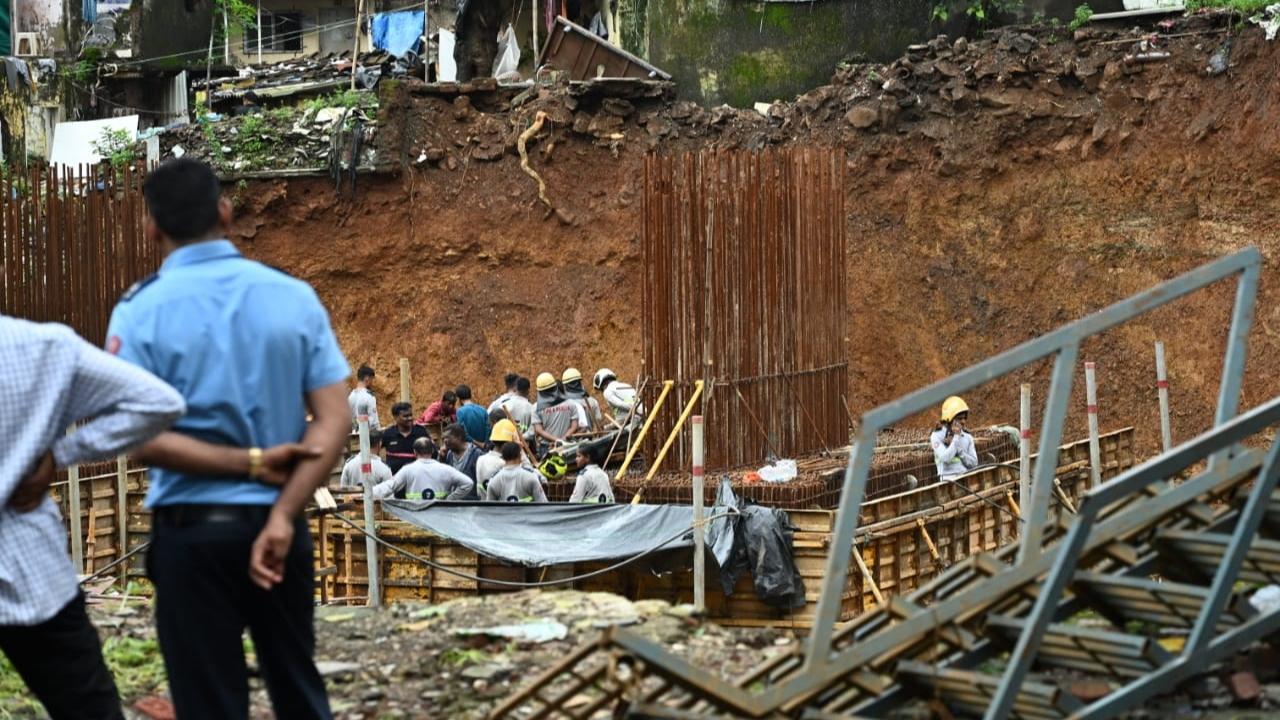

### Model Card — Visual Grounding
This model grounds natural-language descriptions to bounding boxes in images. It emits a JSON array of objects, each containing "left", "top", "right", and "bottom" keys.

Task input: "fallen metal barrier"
[{"left": 491, "top": 247, "right": 1269, "bottom": 718}]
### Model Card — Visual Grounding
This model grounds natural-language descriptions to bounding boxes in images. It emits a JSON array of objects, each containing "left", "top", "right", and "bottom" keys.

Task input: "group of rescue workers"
[{"left": 341, "top": 366, "right": 645, "bottom": 504}]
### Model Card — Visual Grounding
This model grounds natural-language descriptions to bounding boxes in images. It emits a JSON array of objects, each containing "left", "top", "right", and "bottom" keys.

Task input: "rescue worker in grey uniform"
[
  {"left": 373, "top": 437, "right": 473, "bottom": 501},
  {"left": 485, "top": 443, "right": 548, "bottom": 502},
  {"left": 570, "top": 445, "right": 614, "bottom": 503}
]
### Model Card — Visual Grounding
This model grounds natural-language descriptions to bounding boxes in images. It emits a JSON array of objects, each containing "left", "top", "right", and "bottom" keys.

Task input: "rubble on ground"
[
  {"left": 156, "top": 9, "right": 1254, "bottom": 178},
  {"left": 159, "top": 97, "right": 377, "bottom": 174},
  {"left": 24, "top": 590, "right": 794, "bottom": 720}
]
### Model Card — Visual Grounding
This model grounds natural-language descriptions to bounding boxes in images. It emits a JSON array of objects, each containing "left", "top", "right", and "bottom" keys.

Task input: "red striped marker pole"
[
  {"left": 357, "top": 414, "right": 381, "bottom": 607},
  {"left": 1155, "top": 341, "right": 1173, "bottom": 453},
  {"left": 692, "top": 415, "right": 706, "bottom": 614},
  {"left": 1020, "top": 384, "right": 1031, "bottom": 515},
  {"left": 1085, "top": 362, "right": 1102, "bottom": 487}
]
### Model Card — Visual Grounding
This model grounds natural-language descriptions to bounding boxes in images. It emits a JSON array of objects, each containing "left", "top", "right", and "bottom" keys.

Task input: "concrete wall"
[
  {"left": 14, "top": 0, "right": 68, "bottom": 54},
  {"left": 229, "top": 0, "right": 369, "bottom": 64},
  {"left": 133, "top": 0, "right": 215, "bottom": 64},
  {"left": 642, "top": 0, "right": 938, "bottom": 107}
]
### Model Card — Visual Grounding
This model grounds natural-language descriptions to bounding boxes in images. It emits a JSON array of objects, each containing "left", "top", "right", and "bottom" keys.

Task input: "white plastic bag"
[
  {"left": 492, "top": 23, "right": 521, "bottom": 81},
  {"left": 1251, "top": 584, "right": 1280, "bottom": 614},
  {"left": 757, "top": 459, "right": 797, "bottom": 484}
]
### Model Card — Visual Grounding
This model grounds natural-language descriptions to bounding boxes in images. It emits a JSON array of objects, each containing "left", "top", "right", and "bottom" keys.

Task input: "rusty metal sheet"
[{"left": 539, "top": 17, "right": 671, "bottom": 81}]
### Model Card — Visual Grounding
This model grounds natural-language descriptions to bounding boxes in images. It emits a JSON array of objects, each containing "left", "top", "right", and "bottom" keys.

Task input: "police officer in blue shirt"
[{"left": 107, "top": 159, "right": 349, "bottom": 720}]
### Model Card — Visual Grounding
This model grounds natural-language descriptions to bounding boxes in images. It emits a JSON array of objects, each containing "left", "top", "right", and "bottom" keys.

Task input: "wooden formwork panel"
[{"left": 57, "top": 429, "right": 1136, "bottom": 628}]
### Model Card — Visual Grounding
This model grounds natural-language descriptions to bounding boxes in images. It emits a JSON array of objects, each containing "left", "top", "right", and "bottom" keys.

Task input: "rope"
[
  {"left": 79, "top": 541, "right": 150, "bottom": 586},
  {"left": 331, "top": 508, "right": 737, "bottom": 589}
]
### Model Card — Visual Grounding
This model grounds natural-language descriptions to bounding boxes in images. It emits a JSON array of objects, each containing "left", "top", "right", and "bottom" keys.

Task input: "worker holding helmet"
[{"left": 932, "top": 396, "right": 978, "bottom": 481}]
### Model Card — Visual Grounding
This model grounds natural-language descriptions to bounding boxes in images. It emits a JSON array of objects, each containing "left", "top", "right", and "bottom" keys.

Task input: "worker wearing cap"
[
  {"left": 532, "top": 371, "right": 587, "bottom": 452},
  {"left": 562, "top": 367, "right": 604, "bottom": 431},
  {"left": 932, "top": 396, "right": 977, "bottom": 481},
  {"left": 593, "top": 368, "right": 645, "bottom": 428},
  {"left": 373, "top": 437, "right": 473, "bottom": 501}
]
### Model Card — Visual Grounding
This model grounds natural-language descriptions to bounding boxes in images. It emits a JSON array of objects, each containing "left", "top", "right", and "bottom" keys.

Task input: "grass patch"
[
  {"left": 102, "top": 636, "right": 167, "bottom": 700},
  {"left": 0, "top": 654, "right": 44, "bottom": 717},
  {"left": 440, "top": 647, "right": 487, "bottom": 667},
  {"left": 1186, "top": 0, "right": 1275, "bottom": 13}
]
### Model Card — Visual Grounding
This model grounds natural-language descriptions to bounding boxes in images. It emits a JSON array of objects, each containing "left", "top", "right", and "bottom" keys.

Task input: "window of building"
[{"left": 243, "top": 12, "right": 304, "bottom": 53}]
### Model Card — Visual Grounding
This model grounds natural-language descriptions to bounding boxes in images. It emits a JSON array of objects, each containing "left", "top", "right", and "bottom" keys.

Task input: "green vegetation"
[
  {"left": 91, "top": 127, "right": 139, "bottom": 170},
  {"left": 440, "top": 647, "right": 488, "bottom": 667},
  {"left": 102, "top": 636, "right": 167, "bottom": 699},
  {"left": 1186, "top": 0, "right": 1274, "bottom": 12},
  {"left": 304, "top": 89, "right": 377, "bottom": 115},
  {"left": 200, "top": 116, "right": 228, "bottom": 171},
  {"left": 236, "top": 114, "right": 275, "bottom": 160},
  {"left": 1069, "top": 4, "right": 1094, "bottom": 32},
  {"left": 931, "top": 0, "right": 1025, "bottom": 24},
  {"left": 0, "top": 654, "right": 42, "bottom": 717}
]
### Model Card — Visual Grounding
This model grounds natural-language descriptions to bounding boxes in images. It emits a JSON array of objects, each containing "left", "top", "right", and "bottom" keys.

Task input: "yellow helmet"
[
  {"left": 536, "top": 372, "right": 558, "bottom": 392},
  {"left": 561, "top": 367, "right": 583, "bottom": 384},
  {"left": 539, "top": 454, "right": 568, "bottom": 481},
  {"left": 941, "top": 396, "right": 970, "bottom": 423},
  {"left": 490, "top": 419, "right": 519, "bottom": 444}
]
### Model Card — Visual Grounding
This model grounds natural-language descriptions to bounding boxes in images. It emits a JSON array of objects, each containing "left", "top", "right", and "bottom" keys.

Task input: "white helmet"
[{"left": 593, "top": 368, "right": 616, "bottom": 391}]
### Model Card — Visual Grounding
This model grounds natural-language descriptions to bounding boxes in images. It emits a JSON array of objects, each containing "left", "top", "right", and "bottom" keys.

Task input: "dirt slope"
[{"left": 233, "top": 14, "right": 1280, "bottom": 458}]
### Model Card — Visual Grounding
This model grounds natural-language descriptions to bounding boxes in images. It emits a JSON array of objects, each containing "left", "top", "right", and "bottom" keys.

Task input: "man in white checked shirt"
[
  {"left": 0, "top": 314, "right": 322, "bottom": 720},
  {"left": 0, "top": 314, "right": 185, "bottom": 719}
]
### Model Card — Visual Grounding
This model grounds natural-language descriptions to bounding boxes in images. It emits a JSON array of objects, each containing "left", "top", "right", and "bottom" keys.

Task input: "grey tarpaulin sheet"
[{"left": 379, "top": 499, "right": 737, "bottom": 568}]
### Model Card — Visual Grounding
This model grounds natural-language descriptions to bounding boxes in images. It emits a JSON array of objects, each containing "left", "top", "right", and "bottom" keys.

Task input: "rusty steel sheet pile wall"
[
  {"left": 641, "top": 147, "right": 848, "bottom": 471},
  {"left": 0, "top": 164, "right": 156, "bottom": 344}
]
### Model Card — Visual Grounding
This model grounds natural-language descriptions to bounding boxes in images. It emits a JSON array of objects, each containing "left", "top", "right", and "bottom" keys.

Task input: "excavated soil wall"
[{"left": 231, "top": 17, "right": 1280, "bottom": 458}]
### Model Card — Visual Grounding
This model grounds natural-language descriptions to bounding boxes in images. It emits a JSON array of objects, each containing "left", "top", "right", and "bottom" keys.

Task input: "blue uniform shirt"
[
  {"left": 107, "top": 239, "right": 350, "bottom": 508},
  {"left": 456, "top": 403, "right": 490, "bottom": 443}
]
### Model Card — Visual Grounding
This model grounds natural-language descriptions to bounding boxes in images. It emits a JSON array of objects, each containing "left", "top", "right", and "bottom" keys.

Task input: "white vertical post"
[
  {"left": 424, "top": 0, "right": 430, "bottom": 82},
  {"left": 1085, "top": 362, "right": 1102, "bottom": 486},
  {"left": 358, "top": 415, "right": 381, "bottom": 607},
  {"left": 1155, "top": 341, "right": 1173, "bottom": 453},
  {"left": 66, "top": 427, "right": 83, "bottom": 574},
  {"left": 1019, "top": 384, "right": 1031, "bottom": 515},
  {"left": 223, "top": 6, "right": 230, "bottom": 65},
  {"left": 531, "top": 0, "right": 539, "bottom": 64},
  {"left": 256, "top": 1, "right": 263, "bottom": 65},
  {"left": 116, "top": 455, "right": 128, "bottom": 577},
  {"left": 351, "top": 0, "right": 365, "bottom": 92},
  {"left": 691, "top": 415, "right": 705, "bottom": 614}
]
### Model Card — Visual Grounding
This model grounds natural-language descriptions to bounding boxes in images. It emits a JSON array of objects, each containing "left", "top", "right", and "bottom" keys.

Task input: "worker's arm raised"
[{"left": 932, "top": 430, "right": 961, "bottom": 464}]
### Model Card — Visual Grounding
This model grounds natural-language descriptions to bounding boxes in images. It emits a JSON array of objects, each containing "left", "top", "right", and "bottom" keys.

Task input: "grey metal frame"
[{"left": 601, "top": 247, "right": 1264, "bottom": 718}]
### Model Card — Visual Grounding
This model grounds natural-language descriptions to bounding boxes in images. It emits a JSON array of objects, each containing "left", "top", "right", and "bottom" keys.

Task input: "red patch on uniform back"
[{"left": 106, "top": 336, "right": 122, "bottom": 355}]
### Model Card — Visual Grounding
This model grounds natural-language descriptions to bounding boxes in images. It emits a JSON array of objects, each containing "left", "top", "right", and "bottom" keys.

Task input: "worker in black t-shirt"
[{"left": 381, "top": 402, "right": 433, "bottom": 476}]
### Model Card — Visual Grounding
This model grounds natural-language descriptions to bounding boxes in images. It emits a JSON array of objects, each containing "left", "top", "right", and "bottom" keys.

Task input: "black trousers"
[
  {"left": 0, "top": 592, "right": 123, "bottom": 720},
  {"left": 148, "top": 507, "right": 331, "bottom": 720}
]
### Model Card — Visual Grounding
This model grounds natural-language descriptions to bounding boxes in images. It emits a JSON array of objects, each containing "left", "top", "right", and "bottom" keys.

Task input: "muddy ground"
[{"left": 215, "top": 11, "right": 1280, "bottom": 460}]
